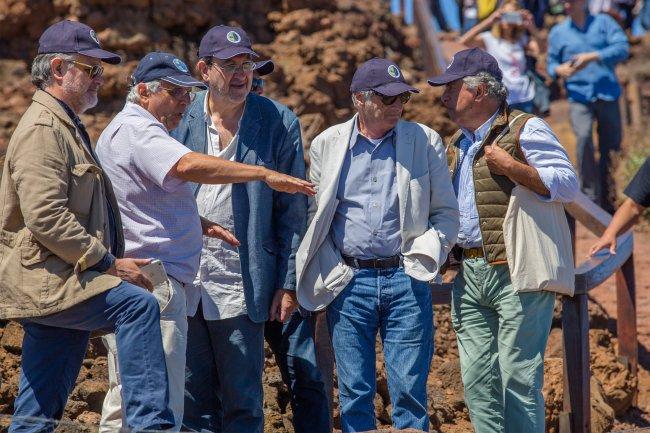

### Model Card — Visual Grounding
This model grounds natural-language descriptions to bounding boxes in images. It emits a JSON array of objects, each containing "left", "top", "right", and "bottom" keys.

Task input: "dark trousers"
[
  {"left": 265, "top": 312, "right": 331, "bottom": 433},
  {"left": 10, "top": 282, "right": 174, "bottom": 433},
  {"left": 569, "top": 99, "right": 622, "bottom": 213}
]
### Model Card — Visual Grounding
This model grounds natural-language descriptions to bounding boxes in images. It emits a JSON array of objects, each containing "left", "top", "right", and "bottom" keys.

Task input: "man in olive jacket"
[{"left": 0, "top": 20, "right": 174, "bottom": 432}]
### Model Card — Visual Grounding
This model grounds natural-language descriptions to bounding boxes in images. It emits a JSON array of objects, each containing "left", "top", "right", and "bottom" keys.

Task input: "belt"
[
  {"left": 342, "top": 254, "right": 402, "bottom": 269},
  {"left": 462, "top": 247, "right": 484, "bottom": 259}
]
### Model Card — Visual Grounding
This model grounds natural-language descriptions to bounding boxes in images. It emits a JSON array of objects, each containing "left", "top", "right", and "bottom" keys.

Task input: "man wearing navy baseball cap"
[
  {"left": 2, "top": 21, "right": 179, "bottom": 433},
  {"left": 296, "top": 58, "right": 459, "bottom": 432},
  {"left": 172, "top": 25, "right": 326, "bottom": 433},
  {"left": 429, "top": 48, "right": 578, "bottom": 433},
  {"left": 94, "top": 51, "right": 315, "bottom": 432}
]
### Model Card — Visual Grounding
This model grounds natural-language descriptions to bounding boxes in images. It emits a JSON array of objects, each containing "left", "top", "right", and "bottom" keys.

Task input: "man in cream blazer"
[{"left": 296, "top": 58, "right": 459, "bottom": 432}]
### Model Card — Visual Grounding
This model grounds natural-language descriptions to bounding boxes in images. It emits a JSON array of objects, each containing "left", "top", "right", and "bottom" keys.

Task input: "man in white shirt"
[
  {"left": 171, "top": 26, "right": 319, "bottom": 433},
  {"left": 95, "top": 51, "right": 314, "bottom": 432}
]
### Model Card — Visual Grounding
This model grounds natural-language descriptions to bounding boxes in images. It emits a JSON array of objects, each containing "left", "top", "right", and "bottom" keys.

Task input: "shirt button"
[
  {"left": 372, "top": 177, "right": 377, "bottom": 182},
  {"left": 373, "top": 230, "right": 378, "bottom": 236}
]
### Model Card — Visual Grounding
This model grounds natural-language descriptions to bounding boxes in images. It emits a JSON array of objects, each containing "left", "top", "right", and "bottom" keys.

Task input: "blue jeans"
[
  {"left": 10, "top": 282, "right": 174, "bottom": 433},
  {"left": 569, "top": 99, "right": 622, "bottom": 213},
  {"left": 327, "top": 267, "right": 434, "bottom": 432},
  {"left": 265, "top": 312, "right": 330, "bottom": 433},
  {"left": 183, "top": 309, "right": 265, "bottom": 433}
]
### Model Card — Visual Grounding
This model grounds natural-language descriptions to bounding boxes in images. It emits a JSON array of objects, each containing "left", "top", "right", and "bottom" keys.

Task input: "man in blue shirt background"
[{"left": 547, "top": 0, "right": 629, "bottom": 213}]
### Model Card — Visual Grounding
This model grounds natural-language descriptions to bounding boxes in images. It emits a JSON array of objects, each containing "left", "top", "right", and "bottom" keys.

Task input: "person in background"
[
  {"left": 248, "top": 57, "right": 332, "bottom": 433},
  {"left": 547, "top": 0, "right": 629, "bottom": 213},
  {"left": 589, "top": 157, "right": 649, "bottom": 255},
  {"left": 459, "top": 0, "right": 543, "bottom": 113}
]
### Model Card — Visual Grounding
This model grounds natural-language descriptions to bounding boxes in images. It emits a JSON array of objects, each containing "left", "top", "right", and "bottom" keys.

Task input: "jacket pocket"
[
  {"left": 68, "top": 163, "right": 102, "bottom": 216},
  {"left": 20, "top": 233, "right": 51, "bottom": 266}
]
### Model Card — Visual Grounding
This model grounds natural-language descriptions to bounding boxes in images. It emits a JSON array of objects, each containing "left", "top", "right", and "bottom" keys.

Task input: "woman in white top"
[{"left": 459, "top": 0, "right": 542, "bottom": 112}]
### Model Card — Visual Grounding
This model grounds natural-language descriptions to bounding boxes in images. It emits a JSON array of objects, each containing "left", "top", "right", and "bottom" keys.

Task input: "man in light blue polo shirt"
[
  {"left": 95, "top": 52, "right": 315, "bottom": 432},
  {"left": 547, "top": 0, "right": 629, "bottom": 213}
]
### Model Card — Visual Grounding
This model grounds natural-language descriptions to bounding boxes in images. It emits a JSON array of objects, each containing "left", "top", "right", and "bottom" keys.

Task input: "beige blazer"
[
  {"left": 296, "top": 115, "right": 459, "bottom": 311},
  {"left": 0, "top": 90, "right": 124, "bottom": 319}
]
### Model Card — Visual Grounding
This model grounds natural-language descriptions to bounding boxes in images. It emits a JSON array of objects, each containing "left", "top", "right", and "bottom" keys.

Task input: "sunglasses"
[
  {"left": 68, "top": 60, "right": 104, "bottom": 79},
  {"left": 373, "top": 91, "right": 412, "bottom": 106}
]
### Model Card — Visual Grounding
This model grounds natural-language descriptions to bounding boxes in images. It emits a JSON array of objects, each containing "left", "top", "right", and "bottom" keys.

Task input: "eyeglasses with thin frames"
[
  {"left": 160, "top": 84, "right": 193, "bottom": 100},
  {"left": 213, "top": 61, "right": 256, "bottom": 74},
  {"left": 68, "top": 60, "right": 104, "bottom": 79}
]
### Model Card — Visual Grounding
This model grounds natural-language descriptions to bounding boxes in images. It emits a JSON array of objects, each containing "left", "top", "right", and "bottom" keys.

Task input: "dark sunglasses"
[
  {"left": 68, "top": 60, "right": 104, "bottom": 79},
  {"left": 373, "top": 91, "right": 411, "bottom": 105}
]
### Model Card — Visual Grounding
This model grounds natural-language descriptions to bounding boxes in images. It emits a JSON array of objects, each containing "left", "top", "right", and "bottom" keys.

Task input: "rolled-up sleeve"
[
  {"left": 129, "top": 122, "right": 191, "bottom": 192},
  {"left": 519, "top": 118, "right": 579, "bottom": 203}
]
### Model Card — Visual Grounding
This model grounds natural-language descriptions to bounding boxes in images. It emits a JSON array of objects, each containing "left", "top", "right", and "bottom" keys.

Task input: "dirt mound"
[{"left": 0, "top": 295, "right": 638, "bottom": 432}]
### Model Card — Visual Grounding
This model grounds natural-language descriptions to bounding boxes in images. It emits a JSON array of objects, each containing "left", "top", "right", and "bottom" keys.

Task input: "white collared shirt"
[{"left": 186, "top": 96, "right": 246, "bottom": 320}]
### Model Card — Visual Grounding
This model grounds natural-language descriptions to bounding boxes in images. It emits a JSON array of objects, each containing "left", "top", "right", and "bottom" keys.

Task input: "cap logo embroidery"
[
  {"left": 387, "top": 64, "right": 401, "bottom": 78},
  {"left": 447, "top": 56, "right": 455, "bottom": 70},
  {"left": 173, "top": 58, "right": 189, "bottom": 73},
  {"left": 226, "top": 31, "right": 241, "bottom": 43},
  {"left": 89, "top": 30, "right": 100, "bottom": 45}
]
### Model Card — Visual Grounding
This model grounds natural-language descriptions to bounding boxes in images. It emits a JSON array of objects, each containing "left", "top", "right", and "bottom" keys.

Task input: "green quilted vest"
[{"left": 446, "top": 106, "right": 534, "bottom": 263}]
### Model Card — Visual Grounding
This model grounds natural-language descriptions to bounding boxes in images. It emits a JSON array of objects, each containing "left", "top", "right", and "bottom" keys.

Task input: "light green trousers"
[{"left": 451, "top": 257, "right": 556, "bottom": 433}]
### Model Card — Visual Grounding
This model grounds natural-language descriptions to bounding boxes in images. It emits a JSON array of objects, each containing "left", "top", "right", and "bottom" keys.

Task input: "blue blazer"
[{"left": 171, "top": 91, "right": 307, "bottom": 323}]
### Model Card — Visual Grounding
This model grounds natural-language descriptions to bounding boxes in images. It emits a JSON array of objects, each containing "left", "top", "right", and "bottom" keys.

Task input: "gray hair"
[
  {"left": 31, "top": 53, "right": 76, "bottom": 89},
  {"left": 351, "top": 90, "right": 374, "bottom": 109},
  {"left": 463, "top": 72, "right": 508, "bottom": 104},
  {"left": 126, "top": 80, "right": 162, "bottom": 104}
]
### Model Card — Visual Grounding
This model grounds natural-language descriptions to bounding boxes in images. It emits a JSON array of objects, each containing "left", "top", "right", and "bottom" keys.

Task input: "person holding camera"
[
  {"left": 547, "top": 0, "right": 629, "bottom": 214},
  {"left": 458, "top": 0, "right": 543, "bottom": 113}
]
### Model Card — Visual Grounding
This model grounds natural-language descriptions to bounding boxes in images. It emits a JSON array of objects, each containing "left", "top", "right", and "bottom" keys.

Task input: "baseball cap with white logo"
[
  {"left": 131, "top": 52, "right": 206, "bottom": 88},
  {"left": 198, "top": 25, "right": 258, "bottom": 59},
  {"left": 350, "top": 58, "right": 419, "bottom": 96},
  {"left": 37, "top": 20, "right": 121, "bottom": 64}
]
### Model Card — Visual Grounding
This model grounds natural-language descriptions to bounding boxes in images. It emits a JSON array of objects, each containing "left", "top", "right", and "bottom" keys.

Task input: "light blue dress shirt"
[
  {"left": 453, "top": 110, "right": 579, "bottom": 249},
  {"left": 331, "top": 121, "right": 401, "bottom": 259},
  {"left": 547, "top": 14, "right": 629, "bottom": 103}
]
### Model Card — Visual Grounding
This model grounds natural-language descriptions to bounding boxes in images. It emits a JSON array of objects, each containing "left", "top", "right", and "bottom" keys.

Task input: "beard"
[{"left": 62, "top": 78, "right": 99, "bottom": 114}]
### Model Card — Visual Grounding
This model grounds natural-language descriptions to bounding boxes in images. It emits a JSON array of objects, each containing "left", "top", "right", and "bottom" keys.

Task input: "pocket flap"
[{"left": 71, "top": 163, "right": 102, "bottom": 177}]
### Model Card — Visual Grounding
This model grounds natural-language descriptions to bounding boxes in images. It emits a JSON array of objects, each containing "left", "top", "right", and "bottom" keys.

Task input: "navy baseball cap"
[
  {"left": 427, "top": 48, "right": 503, "bottom": 86},
  {"left": 131, "top": 52, "right": 207, "bottom": 88},
  {"left": 198, "top": 25, "right": 258, "bottom": 59},
  {"left": 37, "top": 20, "right": 121, "bottom": 64},
  {"left": 255, "top": 59, "right": 274, "bottom": 76},
  {"left": 350, "top": 58, "right": 419, "bottom": 96}
]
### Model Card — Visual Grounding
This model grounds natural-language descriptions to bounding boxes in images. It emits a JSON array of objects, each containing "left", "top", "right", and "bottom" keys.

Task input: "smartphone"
[
  {"left": 501, "top": 11, "right": 523, "bottom": 25},
  {"left": 140, "top": 259, "right": 168, "bottom": 286}
]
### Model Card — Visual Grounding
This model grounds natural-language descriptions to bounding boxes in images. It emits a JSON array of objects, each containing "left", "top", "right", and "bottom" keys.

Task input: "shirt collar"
[
  {"left": 203, "top": 91, "right": 245, "bottom": 129},
  {"left": 349, "top": 117, "right": 395, "bottom": 149},
  {"left": 460, "top": 108, "right": 500, "bottom": 144},
  {"left": 124, "top": 102, "right": 168, "bottom": 132}
]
